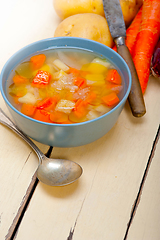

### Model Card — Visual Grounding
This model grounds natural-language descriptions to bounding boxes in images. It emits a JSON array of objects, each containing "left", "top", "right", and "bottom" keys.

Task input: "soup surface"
[{"left": 8, "top": 48, "right": 123, "bottom": 124}]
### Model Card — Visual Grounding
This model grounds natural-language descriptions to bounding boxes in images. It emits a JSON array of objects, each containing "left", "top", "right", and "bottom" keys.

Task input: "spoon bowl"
[
  {"left": 0, "top": 108, "right": 83, "bottom": 186},
  {"left": 37, "top": 156, "right": 82, "bottom": 186}
]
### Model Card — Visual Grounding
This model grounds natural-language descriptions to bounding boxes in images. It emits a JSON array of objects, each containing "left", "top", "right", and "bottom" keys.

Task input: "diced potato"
[
  {"left": 94, "top": 104, "right": 110, "bottom": 114},
  {"left": 81, "top": 62, "right": 107, "bottom": 74},
  {"left": 53, "top": 59, "right": 69, "bottom": 72},
  {"left": 86, "top": 73, "right": 105, "bottom": 86},
  {"left": 86, "top": 110, "right": 99, "bottom": 120},
  {"left": 18, "top": 92, "right": 37, "bottom": 105},
  {"left": 33, "top": 64, "right": 50, "bottom": 76},
  {"left": 53, "top": 70, "right": 67, "bottom": 80},
  {"left": 91, "top": 58, "right": 111, "bottom": 68},
  {"left": 55, "top": 99, "right": 75, "bottom": 114}
]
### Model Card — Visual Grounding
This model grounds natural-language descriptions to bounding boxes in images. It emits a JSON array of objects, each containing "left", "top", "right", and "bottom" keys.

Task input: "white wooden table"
[{"left": 0, "top": 1, "right": 160, "bottom": 239}]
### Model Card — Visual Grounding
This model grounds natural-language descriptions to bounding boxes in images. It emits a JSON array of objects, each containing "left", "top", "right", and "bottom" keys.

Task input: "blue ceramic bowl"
[{"left": 0, "top": 37, "right": 131, "bottom": 147}]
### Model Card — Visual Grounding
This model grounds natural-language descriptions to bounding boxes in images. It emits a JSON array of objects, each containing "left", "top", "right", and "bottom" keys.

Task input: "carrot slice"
[
  {"left": 13, "top": 75, "right": 28, "bottom": 85},
  {"left": 50, "top": 111, "right": 68, "bottom": 123},
  {"left": 32, "top": 70, "right": 51, "bottom": 88},
  {"left": 37, "top": 97, "right": 56, "bottom": 110},
  {"left": 21, "top": 103, "right": 36, "bottom": 117},
  {"left": 74, "top": 77, "right": 87, "bottom": 88},
  {"left": 102, "top": 92, "right": 120, "bottom": 107},
  {"left": 85, "top": 92, "right": 97, "bottom": 104},
  {"left": 33, "top": 109, "right": 51, "bottom": 123},
  {"left": 68, "top": 67, "right": 80, "bottom": 75},
  {"left": 73, "top": 99, "right": 88, "bottom": 118},
  {"left": 105, "top": 69, "right": 122, "bottom": 85},
  {"left": 30, "top": 54, "right": 46, "bottom": 70}
]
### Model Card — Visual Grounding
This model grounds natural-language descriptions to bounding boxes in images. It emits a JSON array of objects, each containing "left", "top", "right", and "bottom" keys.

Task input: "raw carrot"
[
  {"left": 13, "top": 75, "right": 28, "bottom": 85},
  {"left": 112, "top": 7, "right": 143, "bottom": 55},
  {"left": 30, "top": 54, "right": 46, "bottom": 70},
  {"left": 21, "top": 103, "right": 36, "bottom": 116},
  {"left": 132, "top": 0, "right": 160, "bottom": 93},
  {"left": 32, "top": 70, "right": 51, "bottom": 88},
  {"left": 125, "top": 7, "right": 143, "bottom": 55},
  {"left": 102, "top": 92, "right": 120, "bottom": 107},
  {"left": 105, "top": 69, "right": 122, "bottom": 85}
]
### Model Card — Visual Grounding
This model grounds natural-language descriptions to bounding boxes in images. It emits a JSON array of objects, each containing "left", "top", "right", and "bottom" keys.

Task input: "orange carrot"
[
  {"left": 37, "top": 97, "right": 55, "bottom": 110},
  {"left": 125, "top": 7, "right": 143, "bottom": 55},
  {"left": 13, "top": 96, "right": 20, "bottom": 104},
  {"left": 68, "top": 67, "right": 80, "bottom": 75},
  {"left": 50, "top": 111, "right": 68, "bottom": 123},
  {"left": 85, "top": 92, "right": 97, "bottom": 104},
  {"left": 74, "top": 77, "right": 87, "bottom": 88},
  {"left": 105, "top": 69, "right": 122, "bottom": 85},
  {"left": 30, "top": 54, "right": 46, "bottom": 70},
  {"left": 32, "top": 70, "right": 51, "bottom": 88},
  {"left": 102, "top": 92, "right": 120, "bottom": 107},
  {"left": 112, "top": 7, "right": 143, "bottom": 55},
  {"left": 73, "top": 99, "right": 88, "bottom": 118},
  {"left": 21, "top": 103, "right": 36, "bottom": 116},
  {"left": 34, "top": 109, "right": 51, "bottom": 123},
  {"left": 132, "top": 0, "right": 160, "bottom": 93},
  {"left": 13, "top": 75, "right": 28, "bottom": 85}
]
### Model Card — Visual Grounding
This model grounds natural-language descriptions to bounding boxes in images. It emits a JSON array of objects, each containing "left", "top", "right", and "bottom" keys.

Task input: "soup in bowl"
[{"left": 0, "top": 37, "right": 131, "bottom": 147}]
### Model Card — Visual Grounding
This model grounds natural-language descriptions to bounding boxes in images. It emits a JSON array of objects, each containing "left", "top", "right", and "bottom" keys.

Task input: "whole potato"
[
  {"left": 53, "top": 0, "right": 143, "bottom": 26},
  {"left": 54, "top": 13, "right": 113, "bottom": 47},
  {"left": 120, "top": 0, "right": 143, "bottom": 26},
  {"left": 53, "top": 0, "right": 104, "bottom": 20}
]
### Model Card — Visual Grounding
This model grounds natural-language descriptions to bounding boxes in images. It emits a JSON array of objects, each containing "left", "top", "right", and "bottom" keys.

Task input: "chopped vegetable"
[
  {"left": 105, "top": 69, "right": 122, "bottom": 85},
  {"left": 55, "top": 99, "right": 75, "bottom": 114},
  {"left": 30, "top": 54, "right": 46, "bottom": 70},
  {"left": 37, "top": 97, "right": 55, "bottom": 110},
  {"left": 34, "top": 109, "right": 51, "bottom": 122},
  {"left": 13, "top": 75, "right": 29, "bottom": 85},
  {"left": 74, "top": 77, "right": 87, "bottom": 88},
  {"left": 102, "top": 92, "right": 120, "bottom": 107},
  {"left": 18, "top": 92, "right": 37, "bottom": 105},
  {"left": 53, "top": 59, "right": 69, "bottom": 72},
  {"left": 50, "top": 111, "right": 68, "bottom": 123},
  {"left": 21, "top": 103, "right": 36, "bottom": 116},
  {"left": 32, "top": 70, "right": 51, "bottom": 88}
]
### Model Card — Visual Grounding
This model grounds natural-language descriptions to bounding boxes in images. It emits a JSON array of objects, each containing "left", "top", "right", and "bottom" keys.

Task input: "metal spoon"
[{"left": 0, "top": 108, "right": 83, "bottom": 186}]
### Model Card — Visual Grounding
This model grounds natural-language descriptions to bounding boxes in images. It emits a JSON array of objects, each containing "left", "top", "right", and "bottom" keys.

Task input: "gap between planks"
[
  {"left": 123, "top": 124, "right": 160, "bottom": 240},
  {"left": 5, "top": 146, "right": 53, "bottom": 240}
]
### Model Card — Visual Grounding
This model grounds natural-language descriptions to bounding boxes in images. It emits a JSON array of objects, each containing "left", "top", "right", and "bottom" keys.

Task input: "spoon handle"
[{"left": 0, "top": 108, "right": 44, "bottom": 160}]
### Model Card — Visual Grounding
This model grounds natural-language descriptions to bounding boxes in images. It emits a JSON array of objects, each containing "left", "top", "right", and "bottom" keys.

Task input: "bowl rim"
[{"left": 0, "top": 36, "right": 132, "bottom": 126}]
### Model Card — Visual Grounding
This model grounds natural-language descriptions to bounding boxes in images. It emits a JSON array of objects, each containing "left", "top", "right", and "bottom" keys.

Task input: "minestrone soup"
[{"left": 7, "top": 48, "right": 124, "bottom": 124}]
